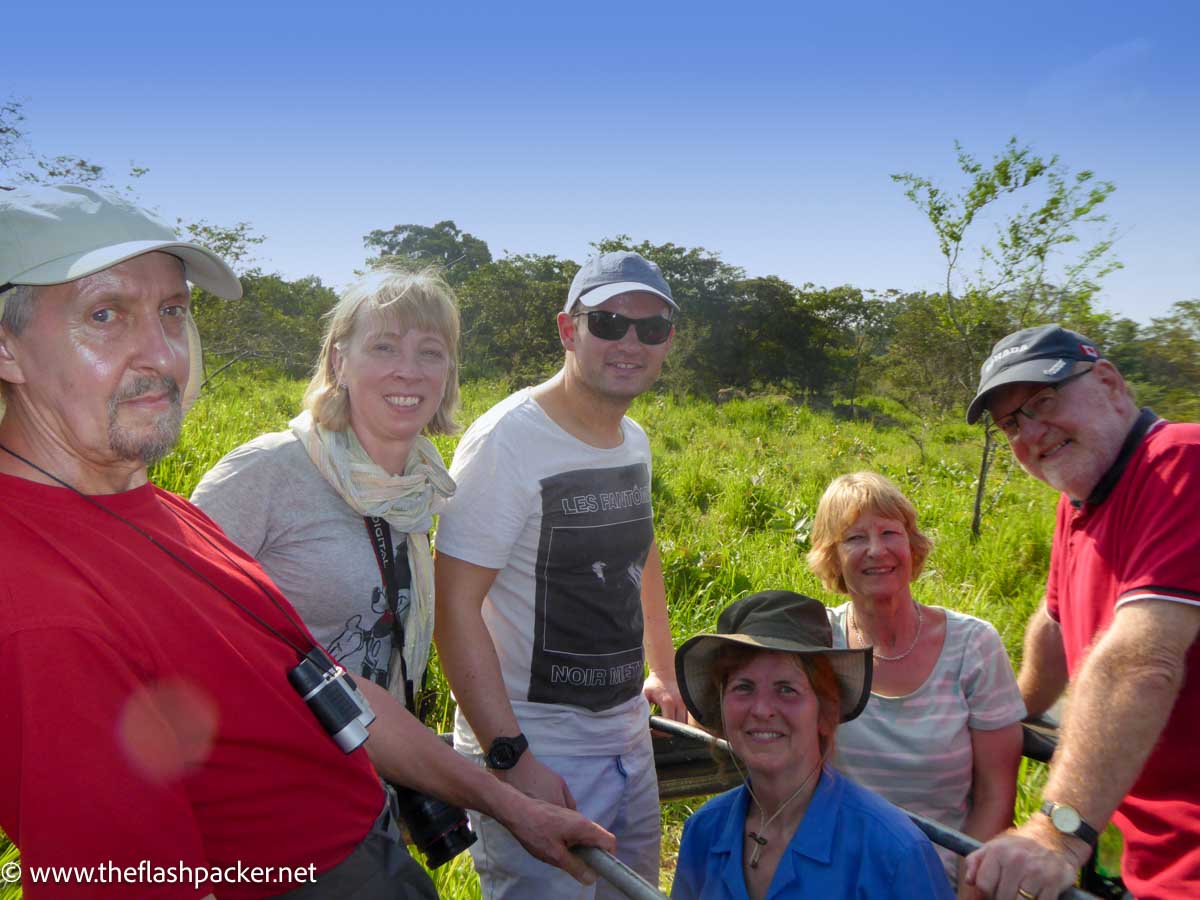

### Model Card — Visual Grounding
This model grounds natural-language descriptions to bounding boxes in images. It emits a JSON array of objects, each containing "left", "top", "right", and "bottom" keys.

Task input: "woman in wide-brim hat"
[{"left": 670, "top": 590, "right": 952, "bottom": 900}]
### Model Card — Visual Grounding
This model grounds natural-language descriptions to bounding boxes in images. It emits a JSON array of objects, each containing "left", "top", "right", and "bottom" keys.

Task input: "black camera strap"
[{"left": 363, "top": 516, "right": 418, "bottom": 715}]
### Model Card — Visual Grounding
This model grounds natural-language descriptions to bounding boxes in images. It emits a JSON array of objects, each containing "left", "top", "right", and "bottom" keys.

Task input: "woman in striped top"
[{"left": 807, "top": 472, "right": 1026, "bottom": 897}]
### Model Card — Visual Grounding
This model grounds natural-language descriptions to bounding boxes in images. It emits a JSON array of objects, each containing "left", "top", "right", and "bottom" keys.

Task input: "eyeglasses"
[
  {"left": 572, "top": 310, "right": 674, "bottom": 345},
  {"left": 991, "top": 366, "right": 1093, "bottom": 438}
]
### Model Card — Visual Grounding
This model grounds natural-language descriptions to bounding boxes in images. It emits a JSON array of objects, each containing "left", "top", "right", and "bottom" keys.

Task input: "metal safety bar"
[
  {"left": 652, "top": 716, "right": 733, "bottom": 754},
  {"left": 570, "top": 846, "right": 670, "bottom": 900},
  {"left": 648, "top": 715, "right": 1098, "bottom": 900}
]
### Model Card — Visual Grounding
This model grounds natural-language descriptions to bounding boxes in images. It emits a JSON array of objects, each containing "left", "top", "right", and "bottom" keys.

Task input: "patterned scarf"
[{"left": 290, "top": 410, "right": 455, "bottom": 705}]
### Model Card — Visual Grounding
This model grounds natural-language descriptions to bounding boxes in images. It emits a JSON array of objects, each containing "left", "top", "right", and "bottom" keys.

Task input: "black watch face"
[{"left": 489, "top": 743, "right": 517, "bottom": 768}]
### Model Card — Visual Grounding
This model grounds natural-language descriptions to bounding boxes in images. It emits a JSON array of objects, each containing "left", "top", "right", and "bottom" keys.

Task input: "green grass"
[
  {"left": 1, "top": 840, "right": 19, "bottom": 900},
  {"left": 1, "top": 374, "right": 1083, "bottom": 898}
]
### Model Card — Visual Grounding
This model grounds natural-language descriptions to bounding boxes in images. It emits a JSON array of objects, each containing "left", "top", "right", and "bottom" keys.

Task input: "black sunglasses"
[{"left": 572, "top": 310, "right": 674, "bottom": 345}]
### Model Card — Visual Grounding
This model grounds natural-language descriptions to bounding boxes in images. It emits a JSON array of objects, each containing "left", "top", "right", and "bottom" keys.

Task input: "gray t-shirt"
[
  {"left": 191, "top": 431, "right": 409, "bottom": 687},
  {"left": 829, "top": 603, "right": 1025, "bottom": 879}
]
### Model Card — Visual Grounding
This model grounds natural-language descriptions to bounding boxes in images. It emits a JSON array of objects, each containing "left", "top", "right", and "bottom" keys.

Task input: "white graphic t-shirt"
[{"left": 436, "top": 389, "right": 654, "bottom": 756}]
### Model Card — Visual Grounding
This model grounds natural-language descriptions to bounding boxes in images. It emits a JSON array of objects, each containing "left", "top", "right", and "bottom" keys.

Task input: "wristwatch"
[
  {"left": 1039, "top": 800, "right": 1100, "bottom": 845},
  {"left": 485, "top": 733, "right": 529, "bottom": 770}
]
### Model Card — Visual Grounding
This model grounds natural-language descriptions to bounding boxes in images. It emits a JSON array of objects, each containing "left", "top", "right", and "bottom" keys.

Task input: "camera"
[
  {"left": 290, "top": 647, "right": 475, "bottom": 866},
  {"left": 390, "top": 784, "right": 478, "bottom": 868},
  {"left": 288, "top": 647, "right": 376, "bottom": 754}
]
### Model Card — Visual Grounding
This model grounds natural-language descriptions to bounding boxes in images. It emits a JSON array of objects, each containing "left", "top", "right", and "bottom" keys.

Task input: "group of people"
[
  {"left": 0, "top": 183, "right": 1195, "bottom": 900},
  {"left": 668, "top": 468, "right": 1027, "bottom": 899}
]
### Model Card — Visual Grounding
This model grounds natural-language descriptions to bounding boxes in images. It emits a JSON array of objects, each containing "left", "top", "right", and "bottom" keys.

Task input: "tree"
[
  {"left": 182, "top": 221, "right": 340, "bottom": 382},
  {"left": 182, "top": 219, "right": 265, "bottom": 273},
  {"left": 192, "top": 272, "right": 339, "bottom": 381},
  {"left": 891, "top": 137, "right": 1120, "bottom": 404},
  {"left": 1, "top": 96, "right": 146, "bottom": 192},
  {"left": 807, "top": 285, "right": 895, "bottom": 409},
  {"left": 510, "top": 238, "right": 859, "bottom": 398},
  {"left": 881, "top": 288, "right": 1012, "bottom": 419},
  {"left": 455, "top": 254, "right": 574, "bottom": 384},
  {"left": 0, "top": 101, "right": 312, "bottom": 383},
  {"left": 1108, "top": 300, "right": 1200, "bottom": 421},
  {"left": 1143, "top": 300, "right": 1200, "bottom": 384},
  {"left": 718, "top": 276, "right": 836, "bottom": 394},
  {"left": 892, "top": 138, "right": 1121, "bottom": 535},
  {"left": 363, "top": 220, "right": 492, "bottom": 285},
  {"left": 457, "top": 242, "right": 845, "bottom": 395},
  {"left": 591, "top": 236, "right": 746, "bottom": 396}
]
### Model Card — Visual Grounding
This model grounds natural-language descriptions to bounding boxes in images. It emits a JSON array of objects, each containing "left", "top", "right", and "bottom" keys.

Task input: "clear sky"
[{"left": 7, "top": 0, "right": 1198, "bottom": 322}]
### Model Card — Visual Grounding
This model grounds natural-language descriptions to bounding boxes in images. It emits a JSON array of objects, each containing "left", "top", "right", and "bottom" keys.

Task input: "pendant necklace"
[
  {"left": 744, "top": 757, "right": 822, "bottom": 869},
  {"left": 851, "top": 600, "right": 923, "bottom": 663}
]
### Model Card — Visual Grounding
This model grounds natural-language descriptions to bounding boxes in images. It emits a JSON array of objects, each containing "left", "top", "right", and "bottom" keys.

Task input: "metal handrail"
[{"left": 570, "top": 846, "right": 669, "bottom": 900}]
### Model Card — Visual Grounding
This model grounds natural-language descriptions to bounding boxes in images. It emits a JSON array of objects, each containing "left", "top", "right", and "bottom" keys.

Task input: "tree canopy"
[
  {"left": 3, "top": 102, "right": 1195, "bottom": 430},
  {"left": 2, "top": 97, "right": 146, "bottom": 192},
  {"left": 364, "top": 220, "right": 492, "bottom": 285}
]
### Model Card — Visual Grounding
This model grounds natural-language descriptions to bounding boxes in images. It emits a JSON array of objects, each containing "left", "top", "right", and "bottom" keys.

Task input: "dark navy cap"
[{"left": 967, "top": 324, "right": 1103, "bottom": 424}]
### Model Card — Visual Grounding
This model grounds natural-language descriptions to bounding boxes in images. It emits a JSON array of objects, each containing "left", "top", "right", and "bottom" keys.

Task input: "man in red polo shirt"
[{"left": 962, "top": 325, "right": 1200, "bottom": 900}]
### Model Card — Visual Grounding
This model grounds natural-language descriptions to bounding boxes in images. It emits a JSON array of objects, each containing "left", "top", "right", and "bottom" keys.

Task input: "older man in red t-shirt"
[
  {"left": 0, "top": 185, "right": 613, "bottom": 899},
  {"left": 962, "top": 324, "right": 1200, "bottom": 900}
]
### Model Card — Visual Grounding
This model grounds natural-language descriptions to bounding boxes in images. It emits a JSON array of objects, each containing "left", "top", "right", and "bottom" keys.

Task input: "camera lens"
[
  {"left": 287, "top": 656, "right": 326, "bottom": 696},
  {"left": 392, "top": 786, "right": 478, "bottom": 868}
]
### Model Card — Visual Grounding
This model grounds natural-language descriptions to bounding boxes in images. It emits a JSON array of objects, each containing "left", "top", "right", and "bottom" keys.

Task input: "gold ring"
[{"left": 1017, "top": 890, "right": 1036, "bottom": 900}]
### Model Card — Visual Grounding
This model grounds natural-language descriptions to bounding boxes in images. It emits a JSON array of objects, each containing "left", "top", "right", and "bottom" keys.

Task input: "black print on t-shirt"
[
  {"left": 529, "top": 463, "right": 653, "bottom": 710},
  {"left": 327, "top": 588, "right": 410, "bottom": 688}
]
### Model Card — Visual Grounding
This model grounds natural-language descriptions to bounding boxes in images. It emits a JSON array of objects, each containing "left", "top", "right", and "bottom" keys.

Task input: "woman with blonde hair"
[
  {"left": 193, "top": 267, "right": 458, "bottom": 711},
  {"left": 807, "top": 471, "right": 1025, "bottom": 896}
]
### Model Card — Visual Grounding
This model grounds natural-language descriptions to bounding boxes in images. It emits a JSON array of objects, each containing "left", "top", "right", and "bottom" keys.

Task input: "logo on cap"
[
  {"left": 1080, "top": 344, "right": 1099, "bottom": 359},
  {"left": 983, "top": 343, "right": 1029, "bottom": 373}
]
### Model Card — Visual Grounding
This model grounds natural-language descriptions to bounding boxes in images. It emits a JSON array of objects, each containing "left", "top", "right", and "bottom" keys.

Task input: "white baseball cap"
[{"left": 0, "top": 184, "right": 242, "bottom": 304}]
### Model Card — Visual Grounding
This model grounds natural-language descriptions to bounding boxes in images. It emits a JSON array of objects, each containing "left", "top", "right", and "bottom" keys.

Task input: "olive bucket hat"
[{"left": 675, "top": 590, "right": 872, "bottom": 729}]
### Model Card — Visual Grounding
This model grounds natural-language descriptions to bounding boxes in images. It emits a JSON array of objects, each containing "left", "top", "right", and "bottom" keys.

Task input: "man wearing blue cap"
[
  {"left": 435, "top": 251, "right": 687, "bottom": 898},
  {"left": 961, "top": 325, "right": 1200, "bottom": 900},
  {"left": 0, "top": 186, "right": 613, "bottom": 899}
]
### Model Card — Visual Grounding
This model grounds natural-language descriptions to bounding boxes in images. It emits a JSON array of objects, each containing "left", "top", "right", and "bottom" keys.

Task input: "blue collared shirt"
[{"left": 672, "top": 766, "right": 954, "bottom": 899}]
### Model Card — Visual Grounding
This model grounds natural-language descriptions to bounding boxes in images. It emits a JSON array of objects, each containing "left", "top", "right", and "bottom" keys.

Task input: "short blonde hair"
[
  {"left": 806, "top": 471, "right": 932, "bottom": 594},
  {"left": 304, "top": 267, "right": 460, "bottom": 434}
]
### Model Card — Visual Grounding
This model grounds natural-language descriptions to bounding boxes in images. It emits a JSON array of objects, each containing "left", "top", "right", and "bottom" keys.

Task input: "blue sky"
[{"left": 6, "top": 0, "right": 1198, "bottom": 322}]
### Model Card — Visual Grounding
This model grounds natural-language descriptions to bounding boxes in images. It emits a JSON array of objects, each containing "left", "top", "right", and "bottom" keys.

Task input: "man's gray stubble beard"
[{"left": 107, "top": 374, "right": 183, "bottom": 465}]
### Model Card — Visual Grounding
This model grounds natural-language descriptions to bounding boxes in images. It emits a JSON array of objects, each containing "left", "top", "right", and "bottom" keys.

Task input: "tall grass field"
[{"left": 3, "top": 372, "right": 1082, "bottom": 899}]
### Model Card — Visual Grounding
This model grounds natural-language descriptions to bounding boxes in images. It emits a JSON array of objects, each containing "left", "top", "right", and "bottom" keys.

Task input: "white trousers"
[{"left": 467, "top": 736, "right": 661, "bottom": 900}]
